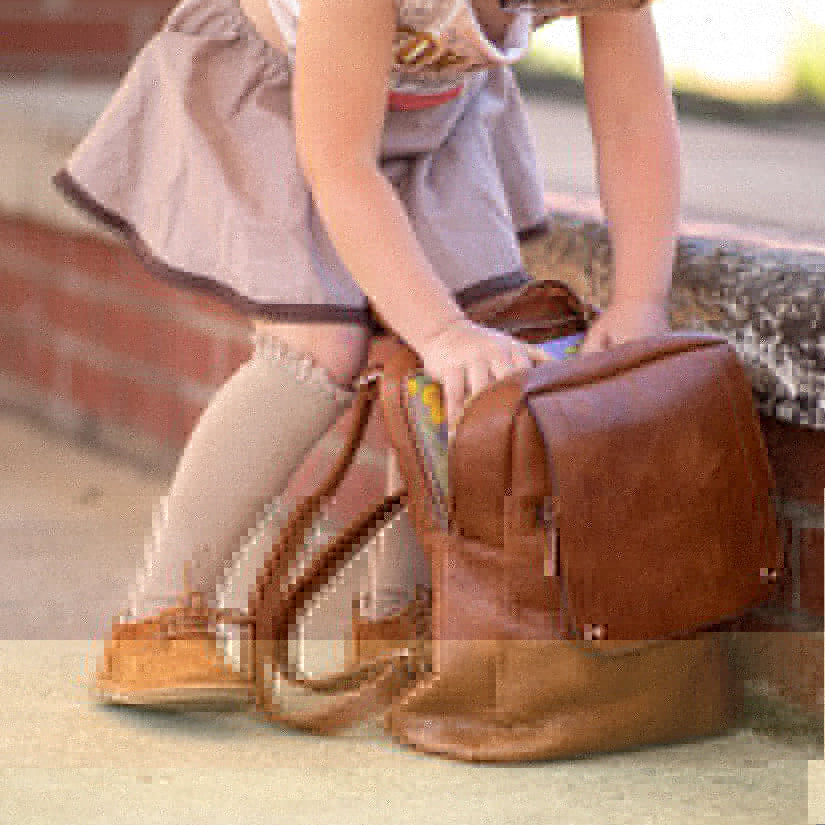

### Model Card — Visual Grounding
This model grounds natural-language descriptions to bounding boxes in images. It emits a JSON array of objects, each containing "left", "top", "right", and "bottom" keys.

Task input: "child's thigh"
[{"left": 250, "top": 318, "right": 371, "bottom": 391}]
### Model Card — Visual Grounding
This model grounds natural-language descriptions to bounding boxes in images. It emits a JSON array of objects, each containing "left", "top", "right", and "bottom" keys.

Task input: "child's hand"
[
  {"left": 416, "top": 318, "right": 554, "bottom": 445},
  {"left": 578, "top": 297, "right": 670, "bottom": 356}
]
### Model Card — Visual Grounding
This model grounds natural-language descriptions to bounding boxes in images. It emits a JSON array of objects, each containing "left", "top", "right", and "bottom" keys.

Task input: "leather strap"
[
  {"left": 216, "top": 350, "right": 428, "bottom": 731},
  {"left": 249, "top": 644, "right": 417, "bottom": 735},
  {"left": 252, "top": 377, "right": 383, "bottom": 618},
  {"left": 246, "top": 485, "right": 427, "bottom": 731}
]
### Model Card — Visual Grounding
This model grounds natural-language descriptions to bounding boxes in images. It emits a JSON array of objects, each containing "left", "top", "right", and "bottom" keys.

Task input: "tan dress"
[{"left": 52, "top": 0, "right": 564, "bottom": 338}]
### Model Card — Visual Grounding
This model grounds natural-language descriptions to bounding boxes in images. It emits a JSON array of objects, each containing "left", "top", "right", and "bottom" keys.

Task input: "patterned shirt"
[{"left": 264, "top": 0, "right": 561, "bottom": 104}]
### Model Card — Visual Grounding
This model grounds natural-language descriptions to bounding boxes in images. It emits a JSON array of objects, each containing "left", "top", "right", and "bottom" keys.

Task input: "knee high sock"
[{"left": 127, "top": 329, "right": 357, "bottom": 621}]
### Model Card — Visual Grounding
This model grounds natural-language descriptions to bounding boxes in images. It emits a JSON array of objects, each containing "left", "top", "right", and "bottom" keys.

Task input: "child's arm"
[
  {"left": 291, "top": 0, "right": 466, "bottom": 351},
  {"left": 578, "top": 6, "right": 680, "bottom": 305}
]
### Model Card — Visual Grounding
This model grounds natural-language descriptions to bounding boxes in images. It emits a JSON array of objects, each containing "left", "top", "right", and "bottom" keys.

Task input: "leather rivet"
[
  {"left": 585, "top": 623, "right": 605, "bottom": 640},
  {"left": 760, "top": 567, "right": 778, "bottom": 583}
]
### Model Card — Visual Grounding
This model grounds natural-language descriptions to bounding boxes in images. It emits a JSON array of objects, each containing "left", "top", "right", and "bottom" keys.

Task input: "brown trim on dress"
[
  {"left": 52, "top": 167, "right": 547, "bottom": 337},
  {"left": 516, "top": 218, "right": 550, "bottom": 243}
]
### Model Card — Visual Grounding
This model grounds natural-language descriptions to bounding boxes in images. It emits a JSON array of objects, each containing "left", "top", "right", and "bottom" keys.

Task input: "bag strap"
[{"left": 215, "top": 347, "right": 430, "bottom": 733}]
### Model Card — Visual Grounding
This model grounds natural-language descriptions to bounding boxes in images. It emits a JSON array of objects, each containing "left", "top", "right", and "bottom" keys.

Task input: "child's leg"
[
  {"left": 366, "top": 450, "right": 432, "bottom": 619},
  {"left": 127, "top": 327, "right": 357, "bottom": 621}
]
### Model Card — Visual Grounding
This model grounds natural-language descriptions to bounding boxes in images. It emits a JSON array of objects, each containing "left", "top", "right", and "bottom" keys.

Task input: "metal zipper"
[{"left": 542, "top": 495, "right": 560, "bottom": 578}]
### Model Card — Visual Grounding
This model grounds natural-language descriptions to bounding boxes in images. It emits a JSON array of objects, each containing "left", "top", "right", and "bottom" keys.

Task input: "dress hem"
[{"left": 52, "top": 166, "right": 551, "bottom": 337}]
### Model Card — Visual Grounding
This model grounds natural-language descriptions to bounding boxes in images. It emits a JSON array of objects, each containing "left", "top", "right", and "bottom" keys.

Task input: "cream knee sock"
[{"left": 126, "top": 328, "right": 356, "bottom": 621}]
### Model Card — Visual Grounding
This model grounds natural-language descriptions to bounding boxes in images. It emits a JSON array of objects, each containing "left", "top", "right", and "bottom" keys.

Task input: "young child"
[{"left": 53, "top": 0, "right": 675, "bottom": 707}]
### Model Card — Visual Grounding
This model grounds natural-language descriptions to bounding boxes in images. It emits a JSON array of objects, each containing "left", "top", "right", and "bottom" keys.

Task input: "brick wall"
[
  {"left": 0, "top": 206, "right": 822, "bottom": 722},
  {"left": 0, "top": 0, "right": 176, "bottom": 80},
  {"left": 0, "top": 210, "right": 391, "bottom": 527}
]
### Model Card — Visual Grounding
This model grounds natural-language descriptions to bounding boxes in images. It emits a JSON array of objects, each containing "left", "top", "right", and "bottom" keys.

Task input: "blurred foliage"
[
  {"left": 789, "top": 21, "right": 825, "bottom": 103},
  {"left": 521, "top": 16, "right": 825, "bottom": 111}
]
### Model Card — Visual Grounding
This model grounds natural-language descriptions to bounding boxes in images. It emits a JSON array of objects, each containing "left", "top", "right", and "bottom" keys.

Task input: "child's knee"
[
  {"left": 250, "top": 323, "right": 359, "bottom": 404},
  {"left": 250, "top": 318, "right": 369, "bottom": 395}
]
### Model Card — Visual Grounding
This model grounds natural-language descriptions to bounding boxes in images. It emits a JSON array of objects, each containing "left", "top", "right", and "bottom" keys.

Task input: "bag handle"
[{"left": 214, "top": 349, "right": 429, "bottom": 732}]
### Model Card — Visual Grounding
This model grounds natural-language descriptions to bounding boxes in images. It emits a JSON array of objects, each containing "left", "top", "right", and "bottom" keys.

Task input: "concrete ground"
[
  {"left": 1, "top": 84, "right": 824, "bottom": 822},
  {"left": 524, "top": 92, "right": 825, "bottom": 252}
]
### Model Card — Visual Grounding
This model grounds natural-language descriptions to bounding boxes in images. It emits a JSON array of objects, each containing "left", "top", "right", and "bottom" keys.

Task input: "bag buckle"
[{"left": 541, "top": 496, "right": 560, "bottom": 578}]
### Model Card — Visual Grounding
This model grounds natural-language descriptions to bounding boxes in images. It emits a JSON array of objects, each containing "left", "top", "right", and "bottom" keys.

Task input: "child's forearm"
[
  {"left": 594, "top": 121, "right": 680, "bottom": 305},
  {"left": 309, "top": 165, "right": 466, "bottom": 350},
  {"left": 579, "top": 7, "right": 681, "bottom": 304}
]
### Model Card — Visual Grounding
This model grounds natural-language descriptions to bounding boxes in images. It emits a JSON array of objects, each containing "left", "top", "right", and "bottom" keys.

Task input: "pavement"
[
  {"left": 522, "top": 92, "right": 825, "bottom": 252},
  {"left": 0, "top": 85, "right": 824, "bottom": 823}
]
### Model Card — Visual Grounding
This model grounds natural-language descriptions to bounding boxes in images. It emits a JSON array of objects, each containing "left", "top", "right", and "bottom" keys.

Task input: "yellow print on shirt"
[{"left": 393, "top": 25, "right": 483, "bottom": 71}]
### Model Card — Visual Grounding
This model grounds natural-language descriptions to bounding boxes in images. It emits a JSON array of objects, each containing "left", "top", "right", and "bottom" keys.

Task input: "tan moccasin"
[{"left": 93, "top": 563, "right": 255, "bottom": 709}]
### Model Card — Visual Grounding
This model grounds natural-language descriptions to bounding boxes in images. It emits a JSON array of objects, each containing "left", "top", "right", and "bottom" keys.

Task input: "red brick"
[
  {"left": 27, "top": 337, "right": 59, "bottom": 392},
  {"left": 55, "top": 228, "right": 248, "bottom": 331},
  {"left": 733, "top": 631, "right": 823, "bottom": 718},
  {"left": 0, "top": 325, "right": 27, "bottom": 378},
  {"left": 112, "top": 250, "right": 183, "bottom": 304},
  {"left": 60, "top": 232, "right": 123, "bottom": 282},
  {"left": 17, "top": 222, "right": 115, "bottom": 287},
  {"left": 97, "top": 307, "right": 169, "bottom": 378},
  {"left": 800, "top": 526, "right": 824, "bottom": 617},
  {"left": 0, "top": 4, "right": 50, "bottom": 20},
  {"left": 99, "top": 307, "right": 216, "bottom": 386},
  {"left": 42, "top": 283, "right": 101, "bottom": 342},
  {"left": 0, "top": 267, "right": 36, "bottom": 314},
  {"left": 166, "top": 323, "right": 220, "bottom": 386},
  {"left": 1, "top": 325, "right": 61, "bottom": 392},
  {"left": 0, "top": 217, "right": 20, "bottom": 248},
  {"left": 67, "top": 0, "right": 176, "bottom": 11},
  {"left": 119, "top": 254, "right": 247, "bottom": 328},
  {"left": 227, "top": 334, "right": 254, "bottom": 373},
  {"left": 3, "top": 219, "right": 65, "bottom": 267},
  {"left": 1, "top": 1, "right": 172, "bottom": 19},
  {"left": 98, "top": 306, "right": 152, "bottom": 365},
  {"left": 760, "top": 415, "right": 825, "bottom": 508},
  {"left": 69, "top": 357, "right": 116, "bottom": 418},
  {"left": 0, "top": 54, "right": 135, "bottom": 80},
  {"left": 1, "top": 20, "right": 132, "bottom": 55},
  {"left": 171, "top": 280, "right": 248, "bottom": 324},
  {"left": 120, "top": 372, "right": 185, "bottom": 444},
  {"left": 71, "top": 350, "right": 182, "bottom": 438}
]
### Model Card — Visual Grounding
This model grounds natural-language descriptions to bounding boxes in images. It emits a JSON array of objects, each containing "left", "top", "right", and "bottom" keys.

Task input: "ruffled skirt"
[{"left": 52, "top": 0, "right": 551, "bottom": 336}]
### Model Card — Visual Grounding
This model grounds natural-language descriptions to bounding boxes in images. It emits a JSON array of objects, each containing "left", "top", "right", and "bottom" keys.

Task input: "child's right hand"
[{"left": 415, "top": 318, "right": 554, "bottom": 444}]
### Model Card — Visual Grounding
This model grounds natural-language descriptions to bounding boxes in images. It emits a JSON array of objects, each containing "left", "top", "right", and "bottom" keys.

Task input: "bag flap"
[{"left": 523, "top": 332, "right": 784, "bottom": 642}]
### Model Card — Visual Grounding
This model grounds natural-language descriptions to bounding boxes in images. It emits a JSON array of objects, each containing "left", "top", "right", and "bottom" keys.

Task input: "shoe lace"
[{"left": 154, "top": 559, "right": 227, "bottom": 641}]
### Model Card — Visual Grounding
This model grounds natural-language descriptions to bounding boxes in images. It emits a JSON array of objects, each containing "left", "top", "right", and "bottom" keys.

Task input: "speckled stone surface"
[{"left": 519, "top": 214, "right": 825, "bottom": 432}]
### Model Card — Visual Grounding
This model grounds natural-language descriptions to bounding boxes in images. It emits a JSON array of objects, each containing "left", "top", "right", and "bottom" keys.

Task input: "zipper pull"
[{"left": 542, "top": 496, "right": 560, "bottom": 577}]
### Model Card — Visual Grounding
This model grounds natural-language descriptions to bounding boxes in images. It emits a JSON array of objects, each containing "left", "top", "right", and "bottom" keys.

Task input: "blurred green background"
[{"left": 517, "top": 0, "right": 825, "bottom": 116}]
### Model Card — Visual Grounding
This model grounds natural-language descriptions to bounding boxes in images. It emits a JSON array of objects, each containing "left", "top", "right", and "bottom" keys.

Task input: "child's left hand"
[{"left": 578, "top": 297, "right": 671, "bottom": 356}]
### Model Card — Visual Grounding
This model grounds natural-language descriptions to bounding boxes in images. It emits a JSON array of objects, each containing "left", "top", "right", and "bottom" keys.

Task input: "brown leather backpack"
[{"left": 216, "top": 277, "right": 783, "bottom": 762}]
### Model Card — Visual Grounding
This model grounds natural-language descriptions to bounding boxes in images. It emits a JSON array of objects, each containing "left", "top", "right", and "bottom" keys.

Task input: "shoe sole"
[{"left": 94, "top": 678, "right": 254, "bottom": 709}]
